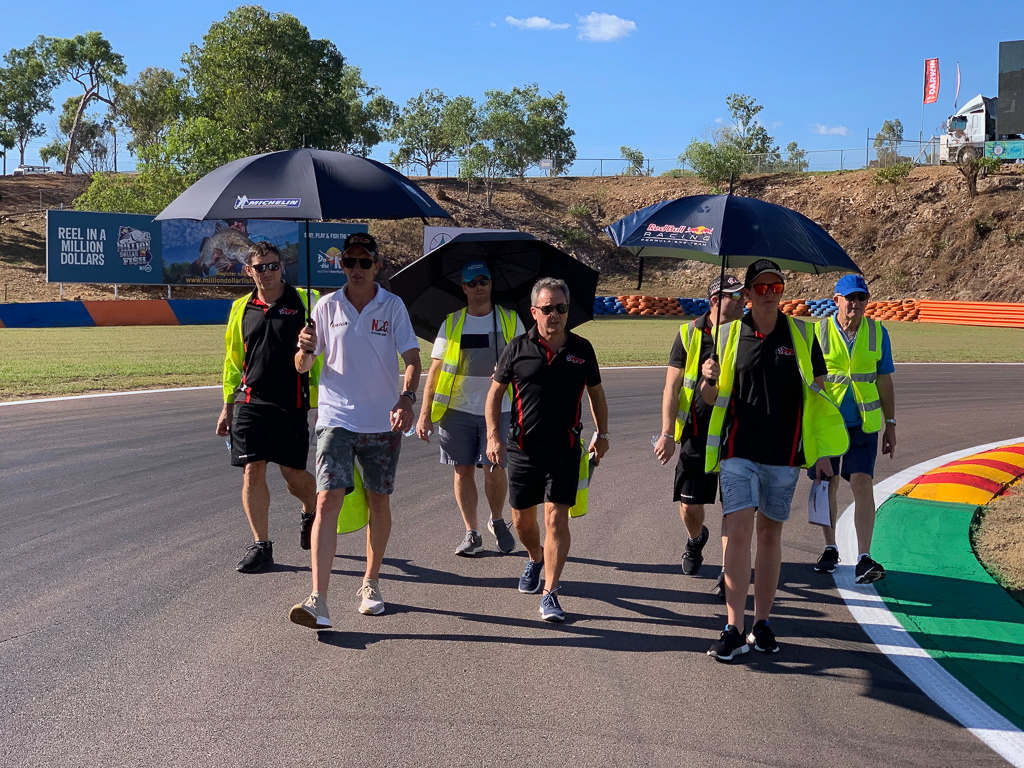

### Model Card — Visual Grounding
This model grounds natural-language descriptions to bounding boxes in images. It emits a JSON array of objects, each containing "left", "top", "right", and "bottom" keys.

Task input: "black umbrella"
[
  {"left": 155, "top": 148, "right": 451, "bottom": 319},
  {"left": 389, "top": 232, "right": 599, "bottom": 341}
]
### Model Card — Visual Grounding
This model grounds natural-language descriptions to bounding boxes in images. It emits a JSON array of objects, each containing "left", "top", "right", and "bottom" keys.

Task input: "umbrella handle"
[{"left": 707, "top": 352, "right": 718, "bottom": 388}]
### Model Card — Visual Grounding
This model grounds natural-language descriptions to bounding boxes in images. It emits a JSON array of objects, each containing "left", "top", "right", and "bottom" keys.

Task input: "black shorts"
[
  {"left": 673, "top": 450, "right": 718, "bottom": 505},
  {"left": 507, "top": 445, "right": 582, "bottom": 510},
  {"left": 230, "top": 403, "right": 310, "bottom": 470}
]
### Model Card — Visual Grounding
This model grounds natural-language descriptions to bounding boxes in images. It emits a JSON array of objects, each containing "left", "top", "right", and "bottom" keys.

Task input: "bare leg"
[
  {"left": 753, "top": 512, "right": 784, "bottom": 623},
  {"left": 453, "top": 465, "right": 479, "bottom": 531},
  {"left": 850, "top": 473, "right": 877, "bottom": 554},
  {"left": 280, "top": 465, "right": 317, "bottom": 515},
  {"left": 512, "top": 506, "right": 542, "bottom": 562},
  {"left": 542, "top": 502, "right": 571, "bottom": 592},
  {"left": 311, "top": 489, "right": 346, "bottom": 595},
  {"left": 483, "top": 465, "right": 508, "bottom": 521},
  {"left": 680, "top": 502, "right": 706, "bottom": 540},
  {"left": 820, "top": 475, "right": 842, "bottom": 547},
  {"left": 722, "top": 507, "right": 755, "bottom": 628},
  {"left": 242, "top": 461, "right": 270, "bottom": 541},
  {"left": 365, "top": 490, "right": 392, "bottom": 580}
]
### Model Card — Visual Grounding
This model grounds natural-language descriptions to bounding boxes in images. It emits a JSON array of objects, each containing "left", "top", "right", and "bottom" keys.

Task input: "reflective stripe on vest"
[
  {"left": 674, "top": 320, "right": 705, "bottom": 442},
  {"left": 818, "top": 317, "right": 884, "bottom": 433},
  {"left": 705, "top": 317, "right": 849, "bottom": 473},
  {"left": 431, "top": 306, "right": 518, "bottom": 422}
]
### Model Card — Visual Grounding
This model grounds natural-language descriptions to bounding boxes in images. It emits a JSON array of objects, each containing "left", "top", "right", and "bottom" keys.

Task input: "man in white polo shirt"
[{"left": 289, "top": 232, "right": 421, "bottom": 629}]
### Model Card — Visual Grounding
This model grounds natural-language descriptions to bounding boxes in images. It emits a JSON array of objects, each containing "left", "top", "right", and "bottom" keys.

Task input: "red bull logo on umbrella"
[{"left": 642, "top": 222, "right": 715, "bottom": 245}]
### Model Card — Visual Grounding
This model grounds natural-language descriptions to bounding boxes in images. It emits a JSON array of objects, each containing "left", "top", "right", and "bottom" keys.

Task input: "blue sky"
[{"left": 2, "top": 1, "right": 1017, "bottom": 173}]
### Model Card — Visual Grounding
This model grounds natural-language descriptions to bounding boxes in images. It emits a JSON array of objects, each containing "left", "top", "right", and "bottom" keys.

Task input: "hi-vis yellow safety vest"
[
  {"left": 818, "top": 317, "right": 884, "bottom": 434},
  {"left": 674, "top": 319, "right": 706, "bottom": 442},
  {"left": 336, "top": 465, "right": 370, "bottom": 534},
  {"left": 430, "top": 305, "right": 519, "bottom": 422},
  {"left": 704, "top": 316, "right": 849, "bottom": 474},
  {"left": 569, "top": 440, "right": 592, "bottom": 518}
]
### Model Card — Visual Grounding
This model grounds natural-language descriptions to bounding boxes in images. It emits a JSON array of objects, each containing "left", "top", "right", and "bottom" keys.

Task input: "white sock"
[{"left": 859, "top": 553, "right": 871, "bottom": 561}]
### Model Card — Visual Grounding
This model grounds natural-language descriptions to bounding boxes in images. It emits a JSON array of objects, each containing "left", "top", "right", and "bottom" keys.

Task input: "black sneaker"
[
  {"left": 236, "top": 541, "right": 273, "bottom": 573},
  {"left": 747, "top": 620, "right": 779, "bottom": 653},
  {"left": 518, "top": 559, "right": 543, "bottom": 594},
  {"left": 855, "top": 556, "right": 886, "bottom": 584},
  {"left": 299, "top": 511, "right": 316, "bottom": 551},
  {"left": 488, "top": 518, "right": 516, "bottom": 553},
  {"left": 814, "top": 547, "right": 840, "bottom": 574},
  {"left": 707, "top": 625, "right": 748, "bottom": 662},
  {"left": 682, "top": 525, "right": 709, "bottom": 576},
  {"left": 712, "top": 570, "right": 726, "bottom": 602}
]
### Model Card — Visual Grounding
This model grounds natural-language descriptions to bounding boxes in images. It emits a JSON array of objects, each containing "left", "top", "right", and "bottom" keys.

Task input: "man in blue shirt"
[{"left": 811, "top": 275, "right": 897, "bottom": 583}]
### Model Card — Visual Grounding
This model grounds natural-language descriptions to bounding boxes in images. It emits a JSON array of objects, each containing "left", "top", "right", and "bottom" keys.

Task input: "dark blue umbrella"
[
  {"left": 155, "top": 148, "right": 451, "bottom": 320},
  {"left": 389, "top": 232, "right": 598, "bottom": 340}
]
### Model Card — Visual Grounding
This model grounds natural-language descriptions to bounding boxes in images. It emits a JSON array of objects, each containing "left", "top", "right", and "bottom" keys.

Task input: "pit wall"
[{"left": 0, "top": 298, "right": 1023, "bottom": 329}]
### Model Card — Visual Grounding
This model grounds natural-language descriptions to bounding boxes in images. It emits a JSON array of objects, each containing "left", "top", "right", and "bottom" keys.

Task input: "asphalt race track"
[{"left": 2, "top": 364, "right": 1021, "bottom": 767}]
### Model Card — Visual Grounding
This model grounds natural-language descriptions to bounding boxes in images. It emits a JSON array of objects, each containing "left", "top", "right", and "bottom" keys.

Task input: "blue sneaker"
[
  {"left": 539, "top": 589, "right": 565, "bottom": 622},
  {"left": 518, "top": 559, "right": 543, "bottom": 594}
]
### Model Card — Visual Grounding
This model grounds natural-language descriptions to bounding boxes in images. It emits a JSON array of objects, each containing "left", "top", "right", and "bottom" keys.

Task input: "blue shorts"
[
  {"left": 437, "top": 409, "right": 510, "bottom": 467},
  {"left": 719, "top": 458, "right": 801, "bottom": 522},
  {"left": 806, "top": 423, "right": 879, "bottom": 481}
]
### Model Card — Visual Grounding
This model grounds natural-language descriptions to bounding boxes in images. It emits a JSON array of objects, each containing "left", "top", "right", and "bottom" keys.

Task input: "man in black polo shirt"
[
  {"left": 485, "top": 277, "right": 609, "bottom": 622},
  {"left": 215, "top": 242, "right": 320, "bottom": 573}
]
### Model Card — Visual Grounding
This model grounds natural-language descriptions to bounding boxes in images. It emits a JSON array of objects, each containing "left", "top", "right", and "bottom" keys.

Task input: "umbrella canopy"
[
  {"left": 389, "top": 232, "right": 599, "bottom": 341},
  {"left": 154, "top": 148, "right": 450, "bottom": 222},
  {"left": 604, "top": 194, "right": 860, "bottom": 275}
]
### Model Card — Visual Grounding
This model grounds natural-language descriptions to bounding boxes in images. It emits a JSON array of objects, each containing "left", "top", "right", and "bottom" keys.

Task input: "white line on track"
[
  {"left": 0, "top": 385, "right": 219, "bottom": 407},
  {"left": 835, "top": 436, "right": 1024, "bottom": 767}
]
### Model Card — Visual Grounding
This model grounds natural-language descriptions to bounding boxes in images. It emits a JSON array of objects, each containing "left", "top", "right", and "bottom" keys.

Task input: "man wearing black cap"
[
  {"left": 654, "top": 274, "right": 746, "bottom": 588},
  {"left": 700, "top": 259, "right": 848, "bottom": 661},
  {"left": 810, "top": 274, "right": 896, "bottom": 583}
]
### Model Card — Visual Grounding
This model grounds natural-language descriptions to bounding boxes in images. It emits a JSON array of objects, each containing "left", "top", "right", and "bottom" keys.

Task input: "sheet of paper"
[{"left": 808, "top": 480, "right": 831, "bottom": 527}]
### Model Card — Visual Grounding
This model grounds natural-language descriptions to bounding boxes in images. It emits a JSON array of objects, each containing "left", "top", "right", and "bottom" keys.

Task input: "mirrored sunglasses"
[
  {"left": 752, "top": 282, "right": 785, "bottom": 296},
  {"left": 249, "top": 262, "right": 281, "bottom": 273},
  {"left": 342, "top": 257, "right": 375, "bottom": 269},
  {"left": 534, "top": 303, "right": 569, "bottom": 315},
  {"left": 464, "top": 277, "right": 491, "bottom": 288}
]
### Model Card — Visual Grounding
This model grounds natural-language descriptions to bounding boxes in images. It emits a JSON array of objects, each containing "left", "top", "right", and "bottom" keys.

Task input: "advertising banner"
[
  {"left": 47, "top": 210, "right": 366, "bottom": 288},
  {"left": 923, "top": 58, "right": 940, "bottom": 104}
]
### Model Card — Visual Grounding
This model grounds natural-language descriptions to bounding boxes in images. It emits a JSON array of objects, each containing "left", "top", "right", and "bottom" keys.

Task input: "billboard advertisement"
[{"left": 47, "top": 210, "right": 367, "bottom": 288}]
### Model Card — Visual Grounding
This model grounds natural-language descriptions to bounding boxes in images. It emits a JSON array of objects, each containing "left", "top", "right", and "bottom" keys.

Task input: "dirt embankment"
[{"left": 1, "top": 166, "right": 1023, "bottom": 303}]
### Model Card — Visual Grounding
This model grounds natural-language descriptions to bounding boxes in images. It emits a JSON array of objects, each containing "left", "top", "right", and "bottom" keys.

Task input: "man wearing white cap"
[{"left": 417, "top": 261, "right": 525, "bottom": 556}]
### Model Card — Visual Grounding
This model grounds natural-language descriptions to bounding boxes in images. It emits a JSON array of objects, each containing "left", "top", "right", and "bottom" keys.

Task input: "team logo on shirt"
[
  {"left": 566, "top": 354, "right": 585, "bottom": 364},
  {"left": 371, "top": 318, "right": 389, "bottom": 336},
  {"left": 278, "top": 308, "right": 299, "bottom": 316},
  {"left": 777, "top": 347, "right": 795, "bottom": 357},
  {"left": 330, "top": 319, "right": 348, "bottom": 328}
]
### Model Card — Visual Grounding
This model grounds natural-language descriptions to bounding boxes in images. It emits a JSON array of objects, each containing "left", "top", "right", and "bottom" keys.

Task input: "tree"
[
  {"left": 872, "top": 161, "right": 913, "bottom": 197},
  {"left": 459, "top": 141, "right": 514, "bottom": 209},
  {"left": 112, "top": 67, "right": 182, "bottom": 156},
  {"left": 680, "top": 127, "right": 745, "bottom": 189},
  {"left": 724, "top": 93, "right": 775, "bottom": 156},
  {"left": 478, "top": 84, "right": 576, "bottom": 177},
  {"left": 0, "top": 37, "right": 59, "bottom": 165},
  {"left": 388, "top": 89, "right": 476, "bottom": 175},
  {"left": 338, "top": 70, "right": 397, "bottom": 157},
  {"left": 75, "top": 147, "right": 194, "bottom": 214},
  {"left": 873, "top": 119, "right": 905, "bottom": 167},
  {"left": 0, "top": 122, "right": 15, "bottom": 175},
  {"left": 39, "top": 95, "right": 112, "bottom": 173},
  {"left": 620, "top": 145, "right": 649, "bottom": 176},
  {"left": 955, "top": 155, "right": 1001, "bottom": 200},
  {"left": 48, "top": 32, "right": 126, "bottom": 175}
]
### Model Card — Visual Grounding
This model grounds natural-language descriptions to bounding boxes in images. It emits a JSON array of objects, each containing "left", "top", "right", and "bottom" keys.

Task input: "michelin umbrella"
[
  {"left": 155, "top": 148, "right": 451, "bottom": 320},
  {"left": 389, "top": 231, "right": 599, "bottom": 341}
]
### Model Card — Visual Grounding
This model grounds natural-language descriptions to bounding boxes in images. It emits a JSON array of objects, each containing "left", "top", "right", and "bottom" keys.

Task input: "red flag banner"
[{"left": 924, "top": 58, "right": 940, "bottom": 104}]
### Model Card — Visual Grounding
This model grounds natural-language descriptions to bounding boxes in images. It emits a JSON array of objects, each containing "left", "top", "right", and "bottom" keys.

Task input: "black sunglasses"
[
  {"left": 844, "top": 292, "right": 869, "bottom": 302},
  {"left": 464, "top": 277, "right": 491, "bottom": 288},
  {"left": 534, "top": 303, "right": 569, "bottom": 315},
  {"left": 249, "top": 262, "right": 281, "bottom": 273},
  {"left": 342, "top": 257, "right": 375, "bottom": 269}
]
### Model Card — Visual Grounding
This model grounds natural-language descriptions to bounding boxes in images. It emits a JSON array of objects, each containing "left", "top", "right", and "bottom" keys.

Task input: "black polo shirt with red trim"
[
  {"left": 493, "top": 326, "right": 602, "bottom": 455},
  {"left": 236, "top": 283, "right": 310, "bottom": 411},
  {"left": 720, "top": 310, "right": 827, "bottom": 467}
]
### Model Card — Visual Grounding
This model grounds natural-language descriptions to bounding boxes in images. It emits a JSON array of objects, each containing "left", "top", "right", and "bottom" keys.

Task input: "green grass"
[{"left": 2, "top": 318, "right": 1023, "bottom": 401}]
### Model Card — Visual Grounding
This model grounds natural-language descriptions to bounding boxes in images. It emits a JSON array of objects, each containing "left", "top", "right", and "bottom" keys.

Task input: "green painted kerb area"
[{"left": 872, "top": 494, "right": 1024, "bottom": 728}]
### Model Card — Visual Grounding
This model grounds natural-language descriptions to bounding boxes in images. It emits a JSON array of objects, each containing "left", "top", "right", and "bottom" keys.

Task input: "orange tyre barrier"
[{"left": 917, "top": 300, "right": 1024, "bottom": 328}]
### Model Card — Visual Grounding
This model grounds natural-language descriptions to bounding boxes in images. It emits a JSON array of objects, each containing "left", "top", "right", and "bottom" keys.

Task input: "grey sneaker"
[
  {"left": 487, "top": 518, "right": 516, "bottom": 553},
  {"left": 357, "top": 578, "right": 385, "bottom": 615},
  {"left": 289, "top": 591, "right": 331, "bottom": 629},
  {"left": 455, "top": 530, "right": 483, "bottom": 557}
]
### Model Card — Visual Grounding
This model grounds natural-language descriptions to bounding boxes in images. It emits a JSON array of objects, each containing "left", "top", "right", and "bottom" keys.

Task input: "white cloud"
[
  {"left": 812, "top": 123, "right": 849, "bottom": 136},
  {"left": 505, "top": 15, "right": 570, "bottom": 31},
  {"left": 576, "top": 12, "right": 637, "bottom": 42},
  {"left": 490, "top": 21, "right": 496, "bottom": 27}
]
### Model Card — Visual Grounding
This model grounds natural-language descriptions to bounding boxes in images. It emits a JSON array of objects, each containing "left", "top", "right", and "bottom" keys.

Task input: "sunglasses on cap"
[
  {"left": 534, "top": 303, "right": 569, "bottom": 315},
  {"left": 752, "top": 282, "right": 785, "bottom": 295},
  {"left": 843, "top": 292, "right": 869, "bottom": 302},
  {"left": 342, "top": 257, "right": 375, "bottom": 269},
  {"left": 249, "top": 261, "right": 281, "bottom": 273},
  {"left": 464, "top": 277, "right": 490, "bottom": 288}
]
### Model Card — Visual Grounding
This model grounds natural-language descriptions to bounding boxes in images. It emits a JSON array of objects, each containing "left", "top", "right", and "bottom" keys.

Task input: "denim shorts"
[
  {"left": 315, "top": 427, "right": 401, "bottom": 494},
  {"left": 806, "top": 423, "right": 879, "bottom": 481},
  {"left": 437, "top": 409, "right": 510, "bottom": 467},
  {"left": 719, "top": 458, "right": 801, "bottom": 522}
]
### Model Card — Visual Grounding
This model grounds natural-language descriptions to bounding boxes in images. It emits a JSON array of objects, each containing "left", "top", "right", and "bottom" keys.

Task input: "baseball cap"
[
  {"left": 744, "top": 259, "right": 785, "bottom": 286},
  {"left": 343, "top": 232, "right": 377, "bottom": 256},
  {"left": 462, "top": 262, "right": 491, "bottom": 282},
  {"left": 834, "top": 274, "right": 869, "bottom": 297},
  {"left": 708, "top": 274, "right": 744, "bottom": 298}
]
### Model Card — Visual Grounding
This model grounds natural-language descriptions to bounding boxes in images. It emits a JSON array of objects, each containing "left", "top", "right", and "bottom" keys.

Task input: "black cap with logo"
[
  {"left": 343, "top": 232, "right": 378, "bottom": 256},
  {"left": 708, "top": 274, "right": 744, "bottom": 298}
]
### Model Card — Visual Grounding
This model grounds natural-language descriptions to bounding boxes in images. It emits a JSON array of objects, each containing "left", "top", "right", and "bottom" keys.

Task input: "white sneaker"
[
  {"left": 357, "top": 578, "right": 385, "bottom": 615},
  {"left": 289, "top": 591, "right": 332, "bottom": 629}
]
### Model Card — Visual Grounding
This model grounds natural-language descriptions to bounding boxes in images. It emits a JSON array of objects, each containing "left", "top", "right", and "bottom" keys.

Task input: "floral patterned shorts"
[{"left": 315, "top": 427, "right": 402, "bottom": 494}]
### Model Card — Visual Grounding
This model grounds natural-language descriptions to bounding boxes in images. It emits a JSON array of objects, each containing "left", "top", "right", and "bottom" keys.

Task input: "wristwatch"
[
  {"left": 593, "top": 431, "right": 611, "bottom": 441},
  {"left": 400, "top": 390, "right": 417, "bottom": 403},
  {"left": 885, "top": 418, "right": 896, "bottom": 425}
]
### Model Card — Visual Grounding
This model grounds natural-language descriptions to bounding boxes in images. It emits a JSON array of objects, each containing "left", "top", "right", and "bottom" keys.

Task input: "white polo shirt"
[{"left": 312, "top": 284, "right": 419, "bottom": 433}]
